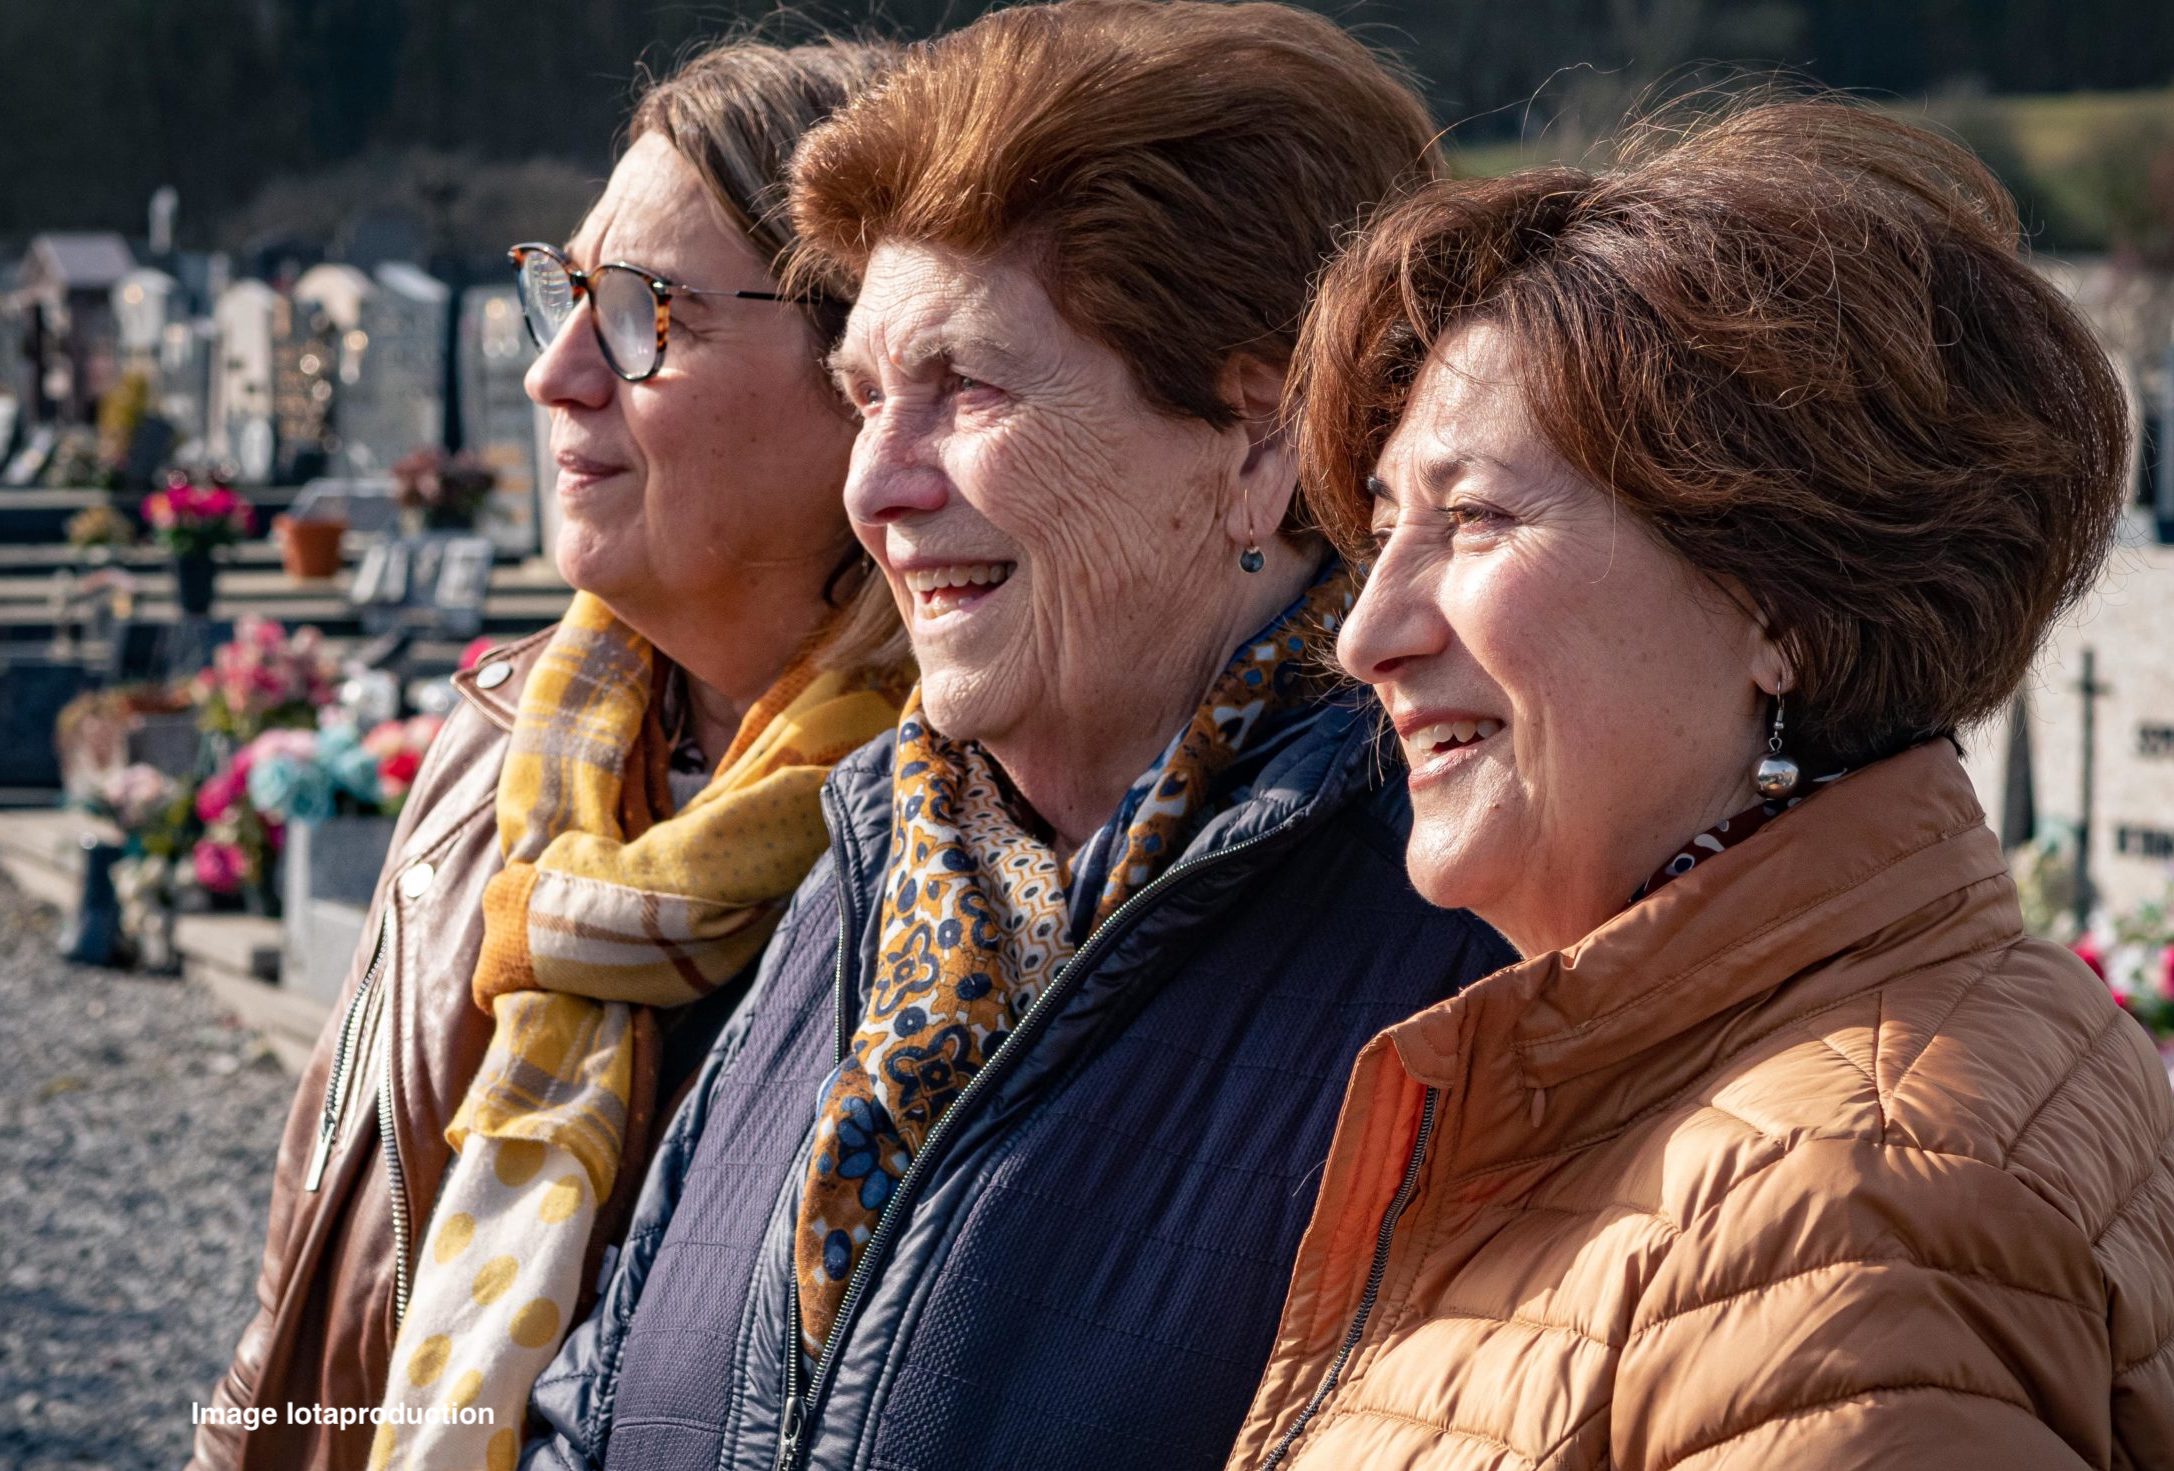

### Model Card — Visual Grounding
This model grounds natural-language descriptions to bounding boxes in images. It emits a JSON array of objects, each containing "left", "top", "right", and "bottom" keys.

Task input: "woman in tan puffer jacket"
[{"left": 1231, "top": 98, "right": 2174, "bottom": 1470}]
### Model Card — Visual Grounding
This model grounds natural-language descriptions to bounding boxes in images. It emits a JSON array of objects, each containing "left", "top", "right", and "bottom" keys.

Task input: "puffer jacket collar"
[
  {"left": 1386, "top": 739, "right": 2014, "bottom": 1176},
  {"left": 811, "top": 692, "right": 1398, "bottom": 1141},
  {"left": 818, "top": 690, "right": 1389, "bottom": 950}
]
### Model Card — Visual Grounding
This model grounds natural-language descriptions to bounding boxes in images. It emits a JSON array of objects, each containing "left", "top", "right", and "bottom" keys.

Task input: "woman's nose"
[
  {"left": 523, "top": 302, "right": 614, "bottom": 410},
  {"left": 1338, "top": 546, "right": 1451, "bottom": 685},
  {"left": 843, "top": 414, "right": 950, "bottom": 526}
]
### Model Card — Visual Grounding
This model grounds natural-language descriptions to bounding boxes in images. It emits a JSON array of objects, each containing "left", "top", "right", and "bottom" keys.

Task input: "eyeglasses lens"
[
  {"left": 590, "top": 267, "right": 660, "bottom": 379},
  {"left": 517, "top": 252, "right": 574, "bottom": 350}
]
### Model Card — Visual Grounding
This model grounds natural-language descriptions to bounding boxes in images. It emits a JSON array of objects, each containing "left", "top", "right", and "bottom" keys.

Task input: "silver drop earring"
[
  {"left": 1239, "top": 543, "right": 1265, "bottom": 573},
  {"left": 1754, "top": 694, "right": 1802, "bottom": 799}
]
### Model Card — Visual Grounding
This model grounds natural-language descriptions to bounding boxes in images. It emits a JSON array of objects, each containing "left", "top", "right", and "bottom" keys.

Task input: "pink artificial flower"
[
  {"left": 2160, "top": 945, "right": 2174, "bottom": 1005},
  {"left": 2072, "top": 934, "right": 2106, "bottom": 981},
  {"left": 459, "top": 636, "right": 497, "bottom": 672},
  {"left": 195, "top": 766, "right": 246, "bottom": 824},
  {"left": 245, "top": 727, "right": 317, "bottom": 764},
  {"left": 193, "top": 839, "right": 247, "bottom": 895}
]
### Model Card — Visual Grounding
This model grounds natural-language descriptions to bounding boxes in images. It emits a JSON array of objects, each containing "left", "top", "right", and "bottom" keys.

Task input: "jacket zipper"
[
  {"left": 303, "top": 908, "right": 393, "bottom": 1192},
  {"left": 380, "top": 1046, "right": 414, "bottom": 1324},
  {"left": 774, "top": 881, "right": 855, "bottom": 1471},
  {"left": 1258, "top": 1085, "right": 1440, "bottom": 1471},
  {"left": 773, "top": 813, "right": 1314, "bottom": 1471}
]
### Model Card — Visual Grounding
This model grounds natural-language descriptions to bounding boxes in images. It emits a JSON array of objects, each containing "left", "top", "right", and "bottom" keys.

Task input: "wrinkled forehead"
[{"left": 838, "top": 239, "right": 1057, "bottom": 370}]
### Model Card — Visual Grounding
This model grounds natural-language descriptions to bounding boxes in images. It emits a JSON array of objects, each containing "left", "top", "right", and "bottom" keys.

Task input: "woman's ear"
[
  {"left": 1219, "top": 353, "right": 1298, "bottom": 546},
  {"left": 1749, "top": 622, "right": 1791, "bottom": 699},
  {"left": 1711, "top": 572, "right": 1790, "bottom": 699}
]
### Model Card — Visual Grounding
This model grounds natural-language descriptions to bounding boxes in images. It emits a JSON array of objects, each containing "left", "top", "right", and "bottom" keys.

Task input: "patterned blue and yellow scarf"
[{"left": 793, "top": 565, "right": 1357, "bottom": 1355}]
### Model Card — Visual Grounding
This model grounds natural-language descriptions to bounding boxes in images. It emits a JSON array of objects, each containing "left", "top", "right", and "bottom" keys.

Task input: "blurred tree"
[{"left": 5, "top": 0, "right": 2173, "bottom": 254}]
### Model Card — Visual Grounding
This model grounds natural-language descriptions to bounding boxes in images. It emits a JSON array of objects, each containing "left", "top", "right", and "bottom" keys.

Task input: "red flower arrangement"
[{"left": 143, "top": 471, "right": 254, "bottom": 557}]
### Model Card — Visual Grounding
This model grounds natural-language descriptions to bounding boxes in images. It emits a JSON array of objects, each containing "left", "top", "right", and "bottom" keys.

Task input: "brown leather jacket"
[
  {"left": 1229, "top": 742, "right": 2174, "bottom": 1470},
  {"left": 189, "top": 628, "right": 649, "bottom": 1471}
]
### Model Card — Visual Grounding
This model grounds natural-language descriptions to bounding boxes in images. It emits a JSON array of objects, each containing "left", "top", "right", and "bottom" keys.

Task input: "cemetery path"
[{"left": 0, "top": 872, "right": 293, "bottom": 1471}]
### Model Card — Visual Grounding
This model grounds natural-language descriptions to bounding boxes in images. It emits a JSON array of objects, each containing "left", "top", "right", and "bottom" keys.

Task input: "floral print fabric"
[
  {"left": 1632, "top": 768, "right": 1848, "bottom": 903},
  {"left": 793, "top": 567, "right": 1358, "bottom": 1357}
]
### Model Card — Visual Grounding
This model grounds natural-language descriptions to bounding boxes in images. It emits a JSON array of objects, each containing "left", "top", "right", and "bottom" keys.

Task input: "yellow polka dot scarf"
[
  {"left": 373, "top": 592, "right": 905, "bottom": 1470},
  {"left": 794, "top": 566, "right": 1356, "bottom": 1358}
]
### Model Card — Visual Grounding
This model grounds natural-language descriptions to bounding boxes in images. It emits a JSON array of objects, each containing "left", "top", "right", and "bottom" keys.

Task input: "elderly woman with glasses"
[
  {"left": 196, "top": 38, "right": 912, "bottom": 1471},
  {"left": 1224, "top": 99, "right": 2174, "bottom": 1470},
  {"left": 523, "top": 4, "right": 1508, "bottom": 1470}
]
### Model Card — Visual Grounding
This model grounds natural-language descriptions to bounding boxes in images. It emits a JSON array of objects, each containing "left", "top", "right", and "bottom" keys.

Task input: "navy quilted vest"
[{"left": 526, "top": 704, "right": 1511, "bottom": 1471}]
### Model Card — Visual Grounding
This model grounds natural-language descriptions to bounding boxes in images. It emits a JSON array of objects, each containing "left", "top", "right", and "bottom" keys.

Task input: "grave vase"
[{"left": 173, "top": 552, "right": 218, "bottom": 615}]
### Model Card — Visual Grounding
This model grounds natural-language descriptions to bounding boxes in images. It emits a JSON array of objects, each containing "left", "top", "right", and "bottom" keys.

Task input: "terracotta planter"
[{"left": 274, "top": 514, "right": 347, "bottom": 580}]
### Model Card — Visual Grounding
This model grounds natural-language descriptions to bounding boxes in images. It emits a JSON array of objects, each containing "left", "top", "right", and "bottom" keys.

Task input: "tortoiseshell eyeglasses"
[{"left": 508, "top": 242, "right": 807, "bottom": 382}]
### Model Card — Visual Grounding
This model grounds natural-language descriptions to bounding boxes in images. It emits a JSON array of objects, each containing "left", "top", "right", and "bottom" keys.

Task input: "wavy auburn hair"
[
  {"left": 787, "top": 0, "right": 1442, "bottom": 434},
  {"left": 1292, "top": 98, "right": 2131, "bottom": 769}
]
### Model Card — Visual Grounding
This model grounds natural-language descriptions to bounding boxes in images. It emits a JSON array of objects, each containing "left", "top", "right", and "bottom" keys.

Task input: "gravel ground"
[{"left": 0, "top": 872, "right": 295, "bottom": 1471}]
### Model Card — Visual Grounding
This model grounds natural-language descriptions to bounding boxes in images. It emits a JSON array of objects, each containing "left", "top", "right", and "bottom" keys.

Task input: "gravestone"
[
  {"left": 210, "top": 280, "right": 279, "bottom": 482},
  {"left": 0, "top": 655, "right": 93, "bottom": 790},
  {"left": 112, "top": 268, "right": 177, "bottom": 368},
  {"left": 457, "top": 286, "right": 543, "bottom": 555},
  {"left": 340, "top": 262, "right": 448, "bottom": 476},
  {"left": 281, "top": 814, "right": 395, "bottom": 1003},
  {"left": 350, "top": 533, "right": 493, "bottom": 639},
  {"left": 157, "top": 319, "right": 216, "bottom": 460}
]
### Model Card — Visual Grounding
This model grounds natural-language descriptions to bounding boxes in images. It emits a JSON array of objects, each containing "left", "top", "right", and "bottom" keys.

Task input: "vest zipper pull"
[{"left": 774, "top": 1392, "right": 804, "bottom": 1471}]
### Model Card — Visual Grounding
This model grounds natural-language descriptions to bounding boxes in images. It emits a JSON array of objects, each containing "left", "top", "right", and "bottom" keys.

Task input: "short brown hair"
[
  {"left": 630, "top": 36, "right": 910, "bottom": 675},
  {"left": 787, "top": 0, "right": 1443, "bottom": 429},
  {"left": 1292, "top": 98, "right": 2131, "bottom": 769}
]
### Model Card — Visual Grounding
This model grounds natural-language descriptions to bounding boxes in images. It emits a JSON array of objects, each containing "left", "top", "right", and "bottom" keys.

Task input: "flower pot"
[
  {"left": 274, "top": 514, "right": 347, "bottom": 580},
  {"left": 173, "top": 552, "right": 217, "bottom": 615}
]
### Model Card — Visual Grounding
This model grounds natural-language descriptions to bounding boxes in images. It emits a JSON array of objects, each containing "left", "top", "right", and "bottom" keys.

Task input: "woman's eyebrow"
[
  {"left": 1417, "top": 449, "right": 1514, "bottom": 493},
  {"left": 828, "top": 330, "right": 1024, "bottom": 382}
]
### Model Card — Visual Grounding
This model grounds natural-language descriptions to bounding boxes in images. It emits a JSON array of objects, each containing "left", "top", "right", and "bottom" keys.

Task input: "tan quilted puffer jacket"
[{"left": 1228, "top": 741, "right": 2174, "bottom": 1471}]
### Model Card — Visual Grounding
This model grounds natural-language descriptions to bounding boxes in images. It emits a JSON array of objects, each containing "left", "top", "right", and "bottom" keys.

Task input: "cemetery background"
[{"left": 0, "top": 3, "right": 2171, "bottom": 1468}]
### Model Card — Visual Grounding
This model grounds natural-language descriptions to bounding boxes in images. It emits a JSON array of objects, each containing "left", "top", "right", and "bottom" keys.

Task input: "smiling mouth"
[
  {"left": 554, "top": 452, "right": 626, "bottom": 489},
  {"left": 1400, "top": 717, "right": 1504, "bottom": 774},
  {"left": 901, "top": 562, "right": 1016, "bottom": 617}
]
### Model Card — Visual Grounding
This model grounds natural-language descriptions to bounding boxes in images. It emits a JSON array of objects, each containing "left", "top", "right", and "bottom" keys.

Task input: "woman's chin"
[
  {"left": 1402, "top": 822, "right": 1500, "bottom": 917},
  {"left": 1408, "top": 856, "right": 1474, "bottom": 913},
  {"left": 554, "top": 534, "right": 639, "bottom": 606},
  {"left": 913, "top": 661, "right": 1022, "bottom": 746}
]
